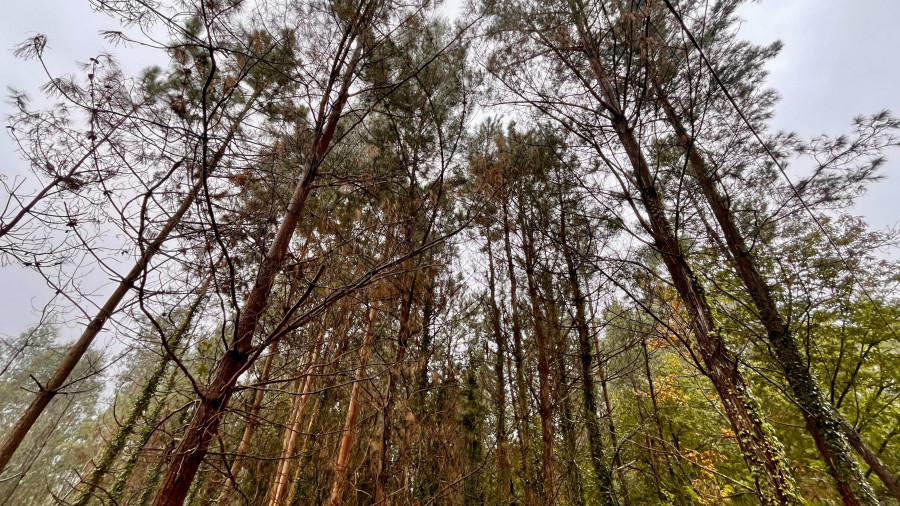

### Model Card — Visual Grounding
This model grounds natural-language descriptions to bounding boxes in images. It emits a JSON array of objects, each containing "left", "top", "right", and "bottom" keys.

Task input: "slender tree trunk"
[
  {"left": 327, "top": 305, "right": 378, "bottom": 506},
  {"left": 417, "top": 273, "right": 435, "bottom": 399},
  {"left": 599, "top": 359, "right": 630, "bottom": 506},
  {"left": 656, "top": 85, "right": 886, "bottom": 505},
  {"left": 286, "top": 386, "right": 323, "bottom": 505},
  {"left": 545, "top": 285, "right": 585, "bottom": 506},
  {"left": 375, "top": 281, "right": 414, "bottom": 504},
  {"left": 0, "top": 92, "right": 257, "bottom": 477},
  {"left": 639, "top": 328, "right": 682, "bottom": 502},
  {"left": 217, "top": 350, "right": 275, "bottom": 505},
  {"left": 486, "top": 234, "right": 513, "bottom": 505},
  {"left": 519, "top": 219, "right": 556, "bottom": 502},
  {"left": 501, "top": 198, "right": 537, "bottom": 505},
  {"left": 149, "top": 11, "right": 374, "bottom": 502},
  {"left": 110, "top": 365, "right": 178, "bottom": 502},
  {"left": 72, "top": 276, "right": 211, "bottom": 506},
  {"left": 559, "top": 205, "right": 617, "bottom": 505},
  {"left": 267, "top": 339, "right": 323, "bottom": 506}
]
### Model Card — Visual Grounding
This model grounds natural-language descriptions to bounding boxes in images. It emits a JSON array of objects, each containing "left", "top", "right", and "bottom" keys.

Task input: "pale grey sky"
[
  {"left": 737, "top": 1, "right": 900, "bottom": 228},
  {"left": 1, "top": 0, "right": 898, "bottom": 338}
]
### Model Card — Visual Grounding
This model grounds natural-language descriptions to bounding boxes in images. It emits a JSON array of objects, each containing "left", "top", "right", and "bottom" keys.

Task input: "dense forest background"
[{"left": 1, "top": 0, "right": 899, "bottom": 504}]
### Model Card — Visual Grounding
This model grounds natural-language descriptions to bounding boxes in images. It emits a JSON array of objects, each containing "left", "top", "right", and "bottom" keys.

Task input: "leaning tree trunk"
[
  {"left": 560, "top": 5, "right": 802, "bottom": 502},
  {"left": 617, "top": 111, "right": 800, "bottom": 504},
  {"left": 149, "top": 10, "right": 374, "bottom": 503},
  {"left": 612, "top": 107, "right": 799, "bottom": 505},
  {"left": 656, "top": 85, "right": 886, "bottom": 505},
  {"left": 71, "top": 276, "right": 211, "bottom": 506},
  {"left": 110, "top": 366, "right": 178, "bottom": 502},
  {"left": 0, "top": 93, "right": 257, "bottom": 476}
]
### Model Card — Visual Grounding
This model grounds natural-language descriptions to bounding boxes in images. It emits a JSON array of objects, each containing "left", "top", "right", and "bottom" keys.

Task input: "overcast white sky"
[{"left": 1, "top": 0, "right": 899, "bottom": 338}]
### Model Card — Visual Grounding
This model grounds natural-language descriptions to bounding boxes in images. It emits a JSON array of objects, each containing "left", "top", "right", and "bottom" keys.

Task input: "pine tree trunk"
[
  {"left": 149, "top": 15, "right": 372, "bottom": 502},
  {"left": 518, "top": 200, "right": 555, "bottom": 502},
  {"left": 375, "top": 283, "right": 414, "bottom": 504},
  {"left": 501, "top": 199, "right": 537, "bottom": 506},
  {"left": 599, "top": 359, "right": 630, "bottom": 506},
  {"left": 617, "top": 110, "right": 799, "bottom": 504},
  {"left": 560, "top": 205, "right": 617, "bottom": 505},
  {"left": 546, "top": 286, "right": 585, "bottom": 506},
  {"left": 0, "top": 93, "right": 256, "bottom": 477},
  {"left": 486, "top": 235, "right": 513, "bottom": 505},
  {"left": 267, "top": 340, "right": 322, "bottom": 506},
  {"left": 656, "top": 87, "right": 884, "bottom": 505},
  {"left": 327, "top": 305, "right": 378, "bottom": 506},
  {"left": 72, "top": 276, "right": 211, "bottom": 506},
  {"left": 286, "top": 386, "right": 323, "bottom": 505},
  {"left": 560, "top": 8, "right": 802, "bottom": 501},
  {"left": 217, "top": 350, "right": 276, "bottom": 505},
  {"left": 111, "top": 366, "right": 179, "bottom": 502}
]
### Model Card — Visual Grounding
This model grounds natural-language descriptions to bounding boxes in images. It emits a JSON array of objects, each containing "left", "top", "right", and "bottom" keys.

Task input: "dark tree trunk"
[
  {"left": 150, "top": 17, "right": 371, "bottom": 503},
  {"left": 557, "top": 7, "right": 803, "bottom": 502},
  {"left": 486, "top": 233, "right": 513, "bottom": 504},
  {"left": 502, "top": 197, "right": 538, "bottom": 505},
  {"left": 656, "top": 86, "right": 884, "bottom": 505},
  {"left": 560, "top": 204, "right": 617, "bottom": 505},
  {"left": 518, "top": 196, "right": 556, "bottom": 502}
]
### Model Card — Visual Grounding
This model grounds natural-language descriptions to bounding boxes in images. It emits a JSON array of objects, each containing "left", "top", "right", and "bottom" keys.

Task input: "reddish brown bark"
[
  {"left": 518, "top": 197, "right": 556, "bottom": 501},
  {"left": 266, "top": 340, "right": 322, "bottom": 506},
  {"left": 149, "top": 10, "right": 373, "bottom": 503},
  {"left": 217, "top": 351, "right": 275, "bottom": 505},
  {"left": 655, "top": 84, "right": 884, "bottom": 505},
  {"left": 375, "top": 282, "right": 414, "bottom": 504},
  {"left": 501, "top": 196, "right": 538, "bottom": 505},
  {"left": 327, "top": 305, "right": 378, "bottom": 506}
]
